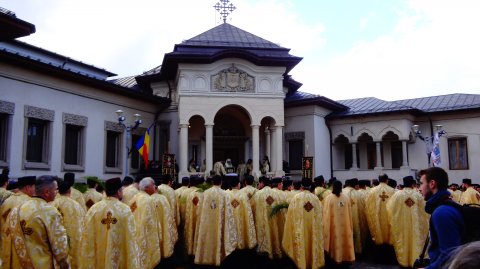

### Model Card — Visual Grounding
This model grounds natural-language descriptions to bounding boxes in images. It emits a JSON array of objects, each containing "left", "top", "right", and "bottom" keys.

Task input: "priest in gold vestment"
[
  {"left": 51, "top": 180, "right": 86, "bottom": 269},
  {"left": 175, "top": 177, "right": 189, "bottom": 223},
  {"left": 151, "top": 183, "right": 178, "bottom": 259},
  {"left": 460, "top": 178, "right": 480, "bottom": 205},
  {"left": 0, "top": 176, "right": 35, "bottom": 256},
  {"left": 448, "top": 183, "right": 462, "bottom": 203},
  {"left": 79, "top": 177, "right": 141, "bottom": 269},
  {"left": 239, "top": 175, "right": 257, "bottom": 201},
  {"left": 252, "top": 177, "right": 287, "bottom": 259},
  {"left": 128, "top": 177, "right": 161, "bottom": 269},
  {"left": 194, "top": 175, "right": 237, "bottom": 266},
  {"left": 63, "top": 172, "right": 87, "bottom": 212},
  {"left": 282, "top": 179, "right": 325, "bottom": 269},
  {"left": 343, "top": 178, "right": 363, "bottom": 254},
  {"left": 0, "top": 174, "right": 12, "bottom": 206},
  {"left": 227, "top": 176, "right": 257, "bottom": 250},
  {"left": 323, "top": 180, "right": 355, "bottom": 264},
  {"left": 121, "top": 176, "right": 139, "bottom": 205},
  {"left": 83, "top": 177, "right": 104, "bottom": 209},
  {"left": 365, "top": 174, "right": 395, "bottom": 245},
  {"left": 158, "top": 174, "right": 180, "bottom": 226},
  {"left": 2, "top": 175, "right": 70, "bottom": 269},
  {"left": 184, "top": 178, "right": 204, "bottom": 256},
  {"left": 313, "top": 175, "right": 331, "bottom": 202},
  {"left": 386, "top": 176, "right": 429, "bottom": 268}
]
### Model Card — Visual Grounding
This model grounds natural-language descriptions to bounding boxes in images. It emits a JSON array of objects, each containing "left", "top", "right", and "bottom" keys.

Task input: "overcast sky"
[{"left": 3, "top": 0, "right": 480, "bottom": 101}]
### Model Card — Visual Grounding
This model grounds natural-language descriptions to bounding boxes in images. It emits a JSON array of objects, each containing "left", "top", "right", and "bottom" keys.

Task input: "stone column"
[
  {"left": 265, "top": 129, "right": 271, "bottom": 161},
  {"left": 401, "top": 140, "right": 409, "bottom": 167},
  {"left": 275, "top": 125, "right": 284, "bottom": 176},
  {"left": 375, "top": 141, "right": 383, "bottom": 169},
  {"left": 179, "top": 124, "right": 189, "bottom": 178},
  {"left": 350, "top": 143, "right": 358, "bottom": 170},
  {"left": 252, "top": 125, "right": 260, "bottom": 177},
  {"left": 270, "top": 127, "right": 276, "bottom": 172},
  {"left": 205, "top": 124, "right": 213, "bottom": 173}
]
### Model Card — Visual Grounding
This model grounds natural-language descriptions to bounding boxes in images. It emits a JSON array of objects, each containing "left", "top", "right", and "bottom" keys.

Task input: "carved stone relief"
[
  {"left": 105, "top": 121, "right": 124, "bottom": 133},
  {"left": 24, "top": 105, "right": 54, "bottom": 121},
  {"left": 0, "top": 100, "right": 14, "bottom": 115},
  {"left": 63, "top": 113, "right": 88, "bottom": 126},
  {"left": 211, "top": 64, "right": 255, "bottom": 93}
]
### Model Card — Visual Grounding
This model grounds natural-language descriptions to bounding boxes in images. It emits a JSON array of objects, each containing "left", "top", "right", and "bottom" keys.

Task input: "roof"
[
  {"left": 181, "top": 23, "right": 284, "bottom": 49},
  {"left": 0, "top": 41, "right": 169, "bottom": 105},
  {"left": 285, "top": 91, "right": 348, "bottom": 112},
  {"left": 0, "top": 7, "right": 36, "bottom": 41},
  {"left": 328, "top": 93, "right": 480, "bottom": 118},
  {"left": 396, "top": 93, "right": 480, "bottom": 112},
  {"left": 137, "top": 23, "right": 303, "bottom": 93},
  {"left": 1, "top": 40, "right": 116, "bottom": 79}
]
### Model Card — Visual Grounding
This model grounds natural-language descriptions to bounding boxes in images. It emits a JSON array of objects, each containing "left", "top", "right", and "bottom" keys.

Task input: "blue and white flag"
[{"left": 431, "top": 133, "right": 441, "bottom": 167}]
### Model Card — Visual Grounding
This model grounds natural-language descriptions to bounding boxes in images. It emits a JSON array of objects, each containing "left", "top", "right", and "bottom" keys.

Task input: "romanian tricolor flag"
[{"left": 135, "top": 128, "right": 150, "bottom": 169}]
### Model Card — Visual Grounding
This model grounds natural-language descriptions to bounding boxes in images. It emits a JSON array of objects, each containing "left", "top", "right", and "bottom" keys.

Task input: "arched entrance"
[{"left": 213, "top": 105, "right": 251, "bottom": 167}]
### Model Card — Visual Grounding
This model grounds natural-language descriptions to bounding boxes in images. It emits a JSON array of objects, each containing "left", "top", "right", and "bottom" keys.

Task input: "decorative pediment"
[{"left": 211, "top": 64, "right": 255, "bottom": 93}]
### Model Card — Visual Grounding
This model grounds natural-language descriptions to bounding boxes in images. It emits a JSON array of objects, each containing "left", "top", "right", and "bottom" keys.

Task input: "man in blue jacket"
[{"left": 418, "top": 167, "right": 464, "bottom": 269}]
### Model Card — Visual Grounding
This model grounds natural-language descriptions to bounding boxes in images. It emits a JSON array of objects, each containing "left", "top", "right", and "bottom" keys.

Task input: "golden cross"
[
  {"left": 101, "top": 211, "right": 117, "bottom": 230},
  {"left": 379, "top": 191, "right": 389, "bottom": 202}
]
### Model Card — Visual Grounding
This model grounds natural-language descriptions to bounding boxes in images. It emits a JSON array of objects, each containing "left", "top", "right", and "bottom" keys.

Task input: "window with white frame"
[
  {"left": 63, "top": 113, "right": 87, "bottom": 171},
  {"left": 448, "top": 137, "right": 468, "bottom": 170},
  {"left": 105, "top": 121, "right": 123, "bottom": 173},
  {"left": 0, "top": 100, "right": 14, "bottom": 168},
  {"left": 24, "top": 105, "right": 54, "bottom": 170}
]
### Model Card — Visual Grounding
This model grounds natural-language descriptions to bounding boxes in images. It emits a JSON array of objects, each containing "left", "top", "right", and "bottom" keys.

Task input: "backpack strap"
[
  {"left": 440, "top": 200, "right": 467, "bottom": 243},
  {"left": 418, "top": 233, "right": 430, "bottom": 262}
]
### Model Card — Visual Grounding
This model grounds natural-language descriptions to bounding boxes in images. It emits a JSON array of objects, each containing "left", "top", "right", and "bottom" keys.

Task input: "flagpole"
[{"left": 116, "top": 110, "right": 142, "bottom": 177}]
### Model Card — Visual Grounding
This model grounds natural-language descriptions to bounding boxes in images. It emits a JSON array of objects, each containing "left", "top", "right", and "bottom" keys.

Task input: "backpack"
[{"left": 443, "top": 201, "right": 480, "bottom": 243}]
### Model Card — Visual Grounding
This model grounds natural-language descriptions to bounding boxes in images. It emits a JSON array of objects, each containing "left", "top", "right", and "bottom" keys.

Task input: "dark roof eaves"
[
  {"left": 0, "top": 49, "right": 168, "bottom": 105},
  {"left": 7, "top": 40, "right": 116, "bottom": 76}
]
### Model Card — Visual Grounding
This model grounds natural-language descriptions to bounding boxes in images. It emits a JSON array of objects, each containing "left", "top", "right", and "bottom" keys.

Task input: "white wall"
[{"left": 1, "top": 63, "right": 157, "bottom": 180}]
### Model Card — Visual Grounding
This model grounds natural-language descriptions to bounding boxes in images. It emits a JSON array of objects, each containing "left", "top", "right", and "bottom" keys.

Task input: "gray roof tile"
[{"left": 181, "top": 23, "right": 285, "bottom": 49}]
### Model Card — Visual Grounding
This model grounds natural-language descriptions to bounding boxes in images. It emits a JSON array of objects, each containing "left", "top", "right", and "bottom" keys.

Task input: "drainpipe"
[{"left": 327, "top": 124, "right": 334, "bottom": 179}]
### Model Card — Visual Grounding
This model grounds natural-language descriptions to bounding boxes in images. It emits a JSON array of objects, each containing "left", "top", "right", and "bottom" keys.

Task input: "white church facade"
[{"left": 1, "top": 8, "right": 480, "bottom": 183}]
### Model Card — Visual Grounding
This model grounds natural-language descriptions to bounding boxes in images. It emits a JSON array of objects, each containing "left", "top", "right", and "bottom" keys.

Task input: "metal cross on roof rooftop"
[{"left": 213, "top": 0, "right": 236, "bottom": 23}]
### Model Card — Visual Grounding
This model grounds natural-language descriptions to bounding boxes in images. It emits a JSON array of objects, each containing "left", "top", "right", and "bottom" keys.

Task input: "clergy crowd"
[{"left": 0, "top": 166, "right": 479, "bottom": 269}]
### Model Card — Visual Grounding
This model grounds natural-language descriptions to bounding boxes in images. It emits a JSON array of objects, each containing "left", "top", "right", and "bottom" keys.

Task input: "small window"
[
  {"left": 23, "top": 105, "right": 53, "bottom": 170},
  {"left": 106, "top": 130, "right": 121, "bottom": 169},
  {"left": 448, "top": 137, "right": 468, "bottom": 170},
  {"left": 63, "top": 124, "right": 85, "bottom": 171},
  {"left": 0, "top": 113, "right": 8, "bottom": 166}
]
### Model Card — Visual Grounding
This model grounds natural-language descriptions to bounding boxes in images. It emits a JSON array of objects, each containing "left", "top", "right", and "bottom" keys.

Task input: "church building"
[{"left": 1, "top": 7, "right": 479, "bottom": 183}]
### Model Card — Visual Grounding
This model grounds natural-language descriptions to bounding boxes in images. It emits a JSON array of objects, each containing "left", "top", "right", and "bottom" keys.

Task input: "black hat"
[
  {"left": 0, "top": 174, "right": 8, "bottom": 185},
  {"left": 314, "top": 175, "right": 325, "bottom": 183},
  {"left": 58, "top": 180, "right": 71, "bottom": 194},
  {"left": 403, "top": 176, "right": 415, "bottom": 187},
  {"left": 105, "top": 177, "right": 122, "bottom": 194},
  {"left": 350, "top": 178, "right": 359, "bottom": 186},
  {"left": 64, "top": 172, "right": 75, "bottom": 187},
  {"left": 17, "top": 176, "right": 36, "bottom": 187},
  {"left": 301, "top": 178, "right": 312, "bottom": 188},
  {"left": 463, "top": 178, "right": 472, "bottom": 185},
  {"left": 283, "top": 177, "right": 293, "bottom": 187},
  {"left": 230, "top": 176, "right": 240, "bottom": 187},
  {"left": 272, "top": 177, "right": 282, "bottom": 184},
  {"left": 122, "top": 176, "right": 134, "bottom": 186},
  {"left": 7, "top": 180, "right": 18, "bottom": 190},
  {"left": 450, "top": 183, "right": 460, "bottom": 188}
]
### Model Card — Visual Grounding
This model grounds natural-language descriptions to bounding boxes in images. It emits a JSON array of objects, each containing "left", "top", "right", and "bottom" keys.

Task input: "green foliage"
[
  {"left": 83, "top": 176, "right": 105, "bottom": 190},
  {"left": 196, "top": 182, "right": 212, "bottom": 193},
  {"left": 269, "top": 202, "right": 289, "bottom": 218},
  {"left": 72, "top": 183, "right": 87, "bottom": 193}
]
